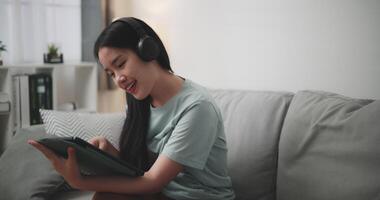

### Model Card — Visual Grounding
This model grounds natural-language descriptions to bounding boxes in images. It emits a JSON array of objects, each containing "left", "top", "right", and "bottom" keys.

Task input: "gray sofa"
[{"left": 1, "top": 89, "right": 379, "bottom": 200}]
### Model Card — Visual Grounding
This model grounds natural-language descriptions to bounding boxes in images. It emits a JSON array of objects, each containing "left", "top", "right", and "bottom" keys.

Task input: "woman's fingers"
[
  {"left": 66, "top": 147, "right": 81, "bottom": 175},
  {"left": 67, "top": 147, "right": 80, "bottom": 171},
  {"left": 98, "top": 140, "right": 107, "bottom": 151},
  {"left": 88, "top": 137, "right": 100, "bottom": 147},
  {"left": 28, "top": 140, "right": 61, "bottom": 161},
  {"left": 28, "top": 140, "right": 84, "bottom": 189},
  {"left": 28, "top": 139, "right": 65, "bottom": 170},
  {"left": 88, "top": 136, "right": 107, "bottom": 151}
]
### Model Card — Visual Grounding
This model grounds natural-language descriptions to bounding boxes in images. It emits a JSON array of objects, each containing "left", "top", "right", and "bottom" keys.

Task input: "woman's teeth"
[{"left": 127, "top": 81, "right": 136, "bottom": 90}]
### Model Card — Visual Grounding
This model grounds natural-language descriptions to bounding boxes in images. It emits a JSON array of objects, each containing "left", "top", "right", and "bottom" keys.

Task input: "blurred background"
[{"left": 1, "top": 0, "right": 379, "bottom": 113}]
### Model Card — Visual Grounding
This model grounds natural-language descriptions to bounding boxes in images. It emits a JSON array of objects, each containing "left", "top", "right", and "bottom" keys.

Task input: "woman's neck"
[{"left": 150, "top": 71, "right": 184, "bottom": 108}]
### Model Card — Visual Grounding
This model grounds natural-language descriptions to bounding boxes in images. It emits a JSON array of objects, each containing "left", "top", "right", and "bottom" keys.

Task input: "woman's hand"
[
  {"left": 88, "top": 136, "right": 120, "bottom": 157},
  {"left": 27, "top": 140, "right": 85, "bottom": 189}
]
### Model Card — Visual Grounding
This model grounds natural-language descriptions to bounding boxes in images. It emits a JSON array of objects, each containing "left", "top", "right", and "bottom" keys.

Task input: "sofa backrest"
[
  {"left": 210, "top": 90, "right": 294, "bottom": 200},
  {"left": 277, "top": 90, "right": 380, "bottom": 200}
]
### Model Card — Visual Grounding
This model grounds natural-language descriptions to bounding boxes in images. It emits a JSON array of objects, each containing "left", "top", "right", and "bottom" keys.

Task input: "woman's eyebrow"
[{"left": 111, "top": 55, "right": 122, "bottom": 66}]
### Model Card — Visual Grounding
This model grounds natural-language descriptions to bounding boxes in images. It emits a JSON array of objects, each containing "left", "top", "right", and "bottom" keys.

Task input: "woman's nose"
[{"left": 116, "top": 74, "right": 127, "bottom": 87}]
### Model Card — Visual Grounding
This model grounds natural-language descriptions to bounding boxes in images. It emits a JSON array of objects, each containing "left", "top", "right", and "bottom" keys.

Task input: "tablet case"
[{"left": 37, "top": 137, "right": 144, "bottom": 177}]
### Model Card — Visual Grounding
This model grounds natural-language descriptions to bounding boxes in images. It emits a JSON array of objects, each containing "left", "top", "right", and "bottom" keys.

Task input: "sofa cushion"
[
  {"left": 0, "top": 125, "right": 68, "bottom": 200},
  {"left": 277, "top": 90, "right": 380, "bottom": 200},
  {"left": 52, "top": 190, "right": 95, "bottom": 200},
  {"left": 210, "top": 90, "right": 294, "bottom": 200}
]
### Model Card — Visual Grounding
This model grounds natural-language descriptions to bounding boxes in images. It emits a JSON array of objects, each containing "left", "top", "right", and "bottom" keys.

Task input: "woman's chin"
[{"left": 132, "top": 93, "right": 148, "bottom": 101}]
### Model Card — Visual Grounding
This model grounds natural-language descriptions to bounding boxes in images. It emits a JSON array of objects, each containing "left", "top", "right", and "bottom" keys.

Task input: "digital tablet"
[{"left": 37, "top": 137, "right": 144, "bottom": 177}]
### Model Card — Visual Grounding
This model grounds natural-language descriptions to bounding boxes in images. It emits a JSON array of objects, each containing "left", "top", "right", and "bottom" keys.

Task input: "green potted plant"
[
  {"left": 44, "top": 43, "right": 63, "bottom": 63},
  {"left": 0, "top": 40, "right": 7, "bottom": 65}
]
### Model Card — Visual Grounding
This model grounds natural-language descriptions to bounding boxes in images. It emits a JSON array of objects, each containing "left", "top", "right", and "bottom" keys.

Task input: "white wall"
[{"left": 129, "top": 0, "right": 380, "bottom": 99}]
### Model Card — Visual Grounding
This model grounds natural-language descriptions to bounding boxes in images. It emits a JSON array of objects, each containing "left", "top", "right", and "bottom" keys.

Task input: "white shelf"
[
  {"left": 0, "top": 62, "right": 98, "bottom": 152},
  {"left": 0, "top": 62, "right": 96, "bottom": 68}
]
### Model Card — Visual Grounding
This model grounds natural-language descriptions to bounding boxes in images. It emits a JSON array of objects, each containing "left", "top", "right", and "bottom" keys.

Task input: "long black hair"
[{"left": 94, "top": 17, "right": 172, "bottom": 171}]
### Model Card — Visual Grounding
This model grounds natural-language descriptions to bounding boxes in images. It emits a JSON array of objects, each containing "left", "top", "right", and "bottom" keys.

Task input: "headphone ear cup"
[{"left": 138, "top": 35, "right": 160, "bottom": 61}]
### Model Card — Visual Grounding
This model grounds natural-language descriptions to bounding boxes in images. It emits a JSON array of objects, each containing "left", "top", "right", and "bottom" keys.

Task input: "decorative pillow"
[
  {"left": 40, "top": 109, "right": 125, "bottom": 149},
  {"left": 0, "top": 125, "right": 67, "bottom": 199},
  {"left": 277, "top": 90, "right": 380, "bottom": 200}
]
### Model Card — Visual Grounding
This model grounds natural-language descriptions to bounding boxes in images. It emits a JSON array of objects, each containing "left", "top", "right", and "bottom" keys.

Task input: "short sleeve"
[{"left": 161, "top": 101, "right": 220, "bottom": 170}]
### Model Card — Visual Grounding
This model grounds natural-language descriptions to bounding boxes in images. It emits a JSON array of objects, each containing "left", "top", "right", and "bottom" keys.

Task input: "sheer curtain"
[{"left": 0, "top": 0, "right": 81, "bottom": 64}]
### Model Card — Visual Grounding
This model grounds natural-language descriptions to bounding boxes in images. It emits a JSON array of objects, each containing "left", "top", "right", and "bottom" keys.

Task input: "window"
[{"left": 0, "top": 0, "right": 81, "bottom": 64}]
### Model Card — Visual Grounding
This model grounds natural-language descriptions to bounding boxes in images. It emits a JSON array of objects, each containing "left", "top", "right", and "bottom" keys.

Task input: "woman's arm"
[
  {"left": 28, "top": 140, "right": 183, "bottom": 194},
  {"left": 81, "top": 155, "right": 183, "bottom": 194}
]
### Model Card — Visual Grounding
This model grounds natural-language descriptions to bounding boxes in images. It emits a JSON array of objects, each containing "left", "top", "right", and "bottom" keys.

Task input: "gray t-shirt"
[{"left": 147, "top": 79, "right": 235, "bottom": 200}]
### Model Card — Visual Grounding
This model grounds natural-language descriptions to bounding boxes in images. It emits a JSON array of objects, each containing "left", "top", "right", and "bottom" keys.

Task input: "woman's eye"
[{"left": 118, "top": 61, "right": 125, "bottom": 68}]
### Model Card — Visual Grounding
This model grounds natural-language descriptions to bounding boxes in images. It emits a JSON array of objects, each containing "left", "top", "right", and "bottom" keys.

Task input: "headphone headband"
[
  {"left": 114, "top": 17, "right": 146, "bottom": 39},
  {"left": 112, "top": 17, "right": 160, "bottom": 62}
]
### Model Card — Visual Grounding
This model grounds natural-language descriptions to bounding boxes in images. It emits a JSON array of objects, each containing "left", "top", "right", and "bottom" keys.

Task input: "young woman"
[{"left": 29, "top": 17, "right": 235, "bottom": 200}]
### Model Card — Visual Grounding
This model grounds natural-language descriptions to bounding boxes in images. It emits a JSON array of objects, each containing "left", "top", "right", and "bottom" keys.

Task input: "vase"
[{"left": 43, "top": 53, "right": 64, "bottom": 63}]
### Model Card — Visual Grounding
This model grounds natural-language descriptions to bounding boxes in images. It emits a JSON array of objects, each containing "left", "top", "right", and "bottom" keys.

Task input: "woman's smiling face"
[{"left": 98, "top": 47, "right": 159, "bottom": 100}]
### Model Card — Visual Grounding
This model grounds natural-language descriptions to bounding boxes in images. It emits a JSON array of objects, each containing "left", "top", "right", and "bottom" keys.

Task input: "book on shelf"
[
  {"left": 29, "top": 74, "right": 53, "bottom": 125},
  {"left": 13, "top": 74, "right": 53, "bottom": 129},
  {"left": 0, "top": 92, "right": 11, "bottom": 114}
]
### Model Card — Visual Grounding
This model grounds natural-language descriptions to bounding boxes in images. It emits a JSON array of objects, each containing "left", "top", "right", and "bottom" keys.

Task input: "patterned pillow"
[{"left": 40, "top": 109, "right": 125, "bottom": 149}]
